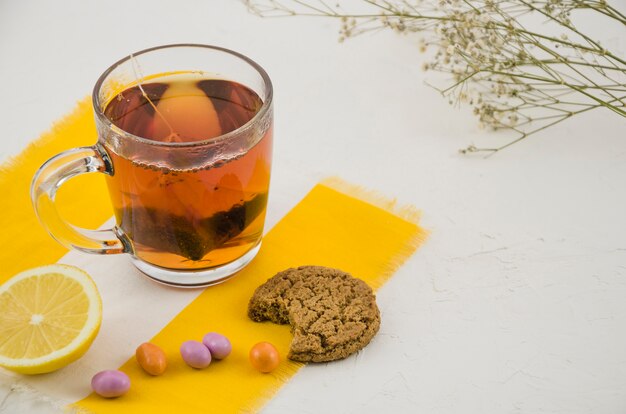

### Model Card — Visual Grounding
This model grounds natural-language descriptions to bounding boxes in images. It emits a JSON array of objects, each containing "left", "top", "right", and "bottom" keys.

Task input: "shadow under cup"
[{"left": 31, "top": 44, "right": 273, "bottom": 288}]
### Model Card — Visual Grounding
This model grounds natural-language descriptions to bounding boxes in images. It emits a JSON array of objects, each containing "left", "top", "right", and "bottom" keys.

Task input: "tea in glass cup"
[{"left": 31, "top": 45, "right": 273, "bottom": 287}]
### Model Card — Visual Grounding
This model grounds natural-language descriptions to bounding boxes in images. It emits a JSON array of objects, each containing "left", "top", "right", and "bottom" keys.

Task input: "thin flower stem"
[
  {"left": 518, "top": 59, "right": 625, "bottom": 72},
  {"left": 483, "top": 94, "right": 626, "bottom": 152}
]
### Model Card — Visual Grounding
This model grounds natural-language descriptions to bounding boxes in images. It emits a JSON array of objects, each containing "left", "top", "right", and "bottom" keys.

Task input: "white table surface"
[{"left": 1, "top": 1, "right": 626, "bottom": 413}]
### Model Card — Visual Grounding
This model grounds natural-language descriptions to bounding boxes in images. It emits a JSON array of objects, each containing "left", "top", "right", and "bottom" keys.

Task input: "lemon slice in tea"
[{"left": 0, "top": 264, "right": 102, "bottom": 374}]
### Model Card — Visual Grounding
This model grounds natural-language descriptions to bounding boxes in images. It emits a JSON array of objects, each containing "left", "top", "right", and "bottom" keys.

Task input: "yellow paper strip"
[
  {"left": 75, "top": 182, "right": 426, "bottom": 413},
  {"left": 0, "top": 97, "right": 111, "bottom": 284}
]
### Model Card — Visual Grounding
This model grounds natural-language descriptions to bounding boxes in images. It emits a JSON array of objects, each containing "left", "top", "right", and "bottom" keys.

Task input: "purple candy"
[
  {"left": 91, "top": 370, "right": 130, "bottom": 398},
  {"left": 180, "top": 340, "right": 211, "bottom": 369},
  {"left": 202, "top": 332, "right": 232, "bottom": 360}
]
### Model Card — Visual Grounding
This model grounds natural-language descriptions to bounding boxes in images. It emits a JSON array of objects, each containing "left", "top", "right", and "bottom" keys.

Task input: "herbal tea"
[{"left": 103, "top": 76, "right": 272, "bottom": 270}]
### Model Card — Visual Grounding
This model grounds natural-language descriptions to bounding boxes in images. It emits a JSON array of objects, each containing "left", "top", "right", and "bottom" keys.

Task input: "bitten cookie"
[{"left": 248, "top": 266, "right": 381, "bottom": 362}]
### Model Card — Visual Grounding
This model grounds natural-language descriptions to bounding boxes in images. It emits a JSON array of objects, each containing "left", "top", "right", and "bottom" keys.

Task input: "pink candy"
[
  {"left": 91, "top": 370, "right": 130, "bottom": 398},
  {"left": 180, "top": 340, "right": 212, "bottom": 369},
  {"left": 202, "top": 332, "right": 232, "bottom": 360}
]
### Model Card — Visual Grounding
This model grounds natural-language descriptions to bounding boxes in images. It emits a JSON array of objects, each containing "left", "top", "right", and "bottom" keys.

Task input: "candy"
[
  {"left": 180, "top": 340, "right": 211, "bottom": 369},
  {"left": 136, "top": 342, "right": 167, "bottom": 376},
  {"left": 91, "top": 370, "right": 130, "bottom": 398},
  {"left": 249, "top": 342, "right": 280, "bottom": 373},
  {"left": 202, "top": 333, "right": 232, "bottom": 360}
]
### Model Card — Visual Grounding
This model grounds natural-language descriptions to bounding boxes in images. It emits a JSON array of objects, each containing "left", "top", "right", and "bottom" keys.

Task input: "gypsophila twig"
[{"left": 246, "top": 0, "right": 626, "bottom": 152}]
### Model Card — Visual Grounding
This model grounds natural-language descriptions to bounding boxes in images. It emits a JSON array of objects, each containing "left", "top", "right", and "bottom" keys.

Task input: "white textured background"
[{"left": 1, "top": 1, "right": 626, "bottom": 413}]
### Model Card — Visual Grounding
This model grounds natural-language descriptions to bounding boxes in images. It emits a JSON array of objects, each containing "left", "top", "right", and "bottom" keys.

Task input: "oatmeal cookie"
[{"left": 248, "top": 266, "right": 381, "bottom": 362}]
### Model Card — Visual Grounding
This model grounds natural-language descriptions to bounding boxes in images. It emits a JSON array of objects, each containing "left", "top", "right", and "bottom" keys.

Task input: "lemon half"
[{"left": 0, "top": 264, "right": 102, "bottom": 374}]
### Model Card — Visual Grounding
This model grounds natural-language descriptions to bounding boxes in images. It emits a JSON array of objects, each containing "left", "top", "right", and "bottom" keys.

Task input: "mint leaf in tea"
[{"left": 103, "top": 75, "right": 271, "bottom": 269}]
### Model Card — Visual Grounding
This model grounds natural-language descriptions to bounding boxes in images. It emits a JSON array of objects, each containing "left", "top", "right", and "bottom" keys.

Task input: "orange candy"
[
  {"left": 249, "top": 342, "right": 280, "bottom": 373},
  {"left": 135, "top": 342, "right": 167, "bottom": 376}
]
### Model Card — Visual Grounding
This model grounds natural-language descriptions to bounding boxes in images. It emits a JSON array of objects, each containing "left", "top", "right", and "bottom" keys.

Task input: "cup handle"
[{"left": 31, "top": 144, "right": 131, "bottom": 255}]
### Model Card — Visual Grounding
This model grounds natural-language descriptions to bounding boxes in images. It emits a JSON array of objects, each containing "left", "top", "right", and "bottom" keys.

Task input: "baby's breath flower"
[{"left": 248, "top": 0, "right": 626, "bottom": 152}]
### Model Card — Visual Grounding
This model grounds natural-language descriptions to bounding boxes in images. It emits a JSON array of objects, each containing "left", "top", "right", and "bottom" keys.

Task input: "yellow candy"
[
  {"left": 136, "top": 342, "right": 167, "bottom": 376},
  {"left": 249, "top": 342, "right": 280, "bottom": 373}
]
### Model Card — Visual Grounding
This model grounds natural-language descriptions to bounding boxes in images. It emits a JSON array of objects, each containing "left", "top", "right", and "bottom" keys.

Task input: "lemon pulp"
[{"left": 0, "top": 265, "right": 102, "bottom": 374}]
